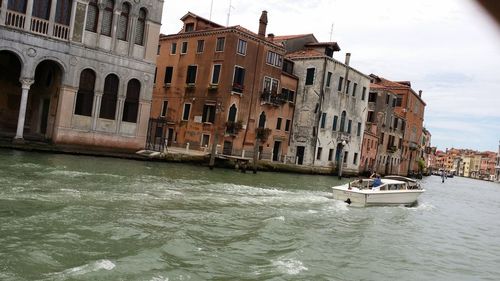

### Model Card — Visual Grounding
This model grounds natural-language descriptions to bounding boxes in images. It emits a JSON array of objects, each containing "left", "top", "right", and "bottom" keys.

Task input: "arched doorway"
[
  {"left": 0, "top": 50, "right": 23, "bottom": 136},
  {"left": 27, "top": 60, "right": 63, "bottom": 140}
]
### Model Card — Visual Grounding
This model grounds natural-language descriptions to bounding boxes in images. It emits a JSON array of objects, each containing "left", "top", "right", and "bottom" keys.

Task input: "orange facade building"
[{"left": 150, "top": 12, "right": 297, "bottom": 160}]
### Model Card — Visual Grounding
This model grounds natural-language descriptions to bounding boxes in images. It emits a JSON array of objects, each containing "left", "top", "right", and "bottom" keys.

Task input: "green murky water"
[{"left": 1, "top": 149, "right": 499, "bottom": 280}]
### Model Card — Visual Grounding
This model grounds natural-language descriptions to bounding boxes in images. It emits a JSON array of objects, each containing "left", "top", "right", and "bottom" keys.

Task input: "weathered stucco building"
[
  {"left": 363, "top": 80, "right": 406, "bottom": 176},
  {"left": 371, "top": 75, "right": 426, "bottom": 176},
  {"left": 0, "top": 0, "right": 163, "bottom": 151},
  {"left": 150, "top": 11, "right": 297, "bottom": 161},
  {"left": 275, "top": 34, "right": 370, "bottom": 174}
]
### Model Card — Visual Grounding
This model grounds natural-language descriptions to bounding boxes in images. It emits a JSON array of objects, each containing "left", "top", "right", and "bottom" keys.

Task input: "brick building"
[{"left": 150, "top": 11, "right": 297, "bottom": 160}]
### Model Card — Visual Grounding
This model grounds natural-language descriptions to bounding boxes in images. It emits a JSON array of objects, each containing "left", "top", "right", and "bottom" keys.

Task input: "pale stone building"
[
  {"left": 496, "top": 141, "right": 500, "bottom": 182},
  {"left": 0, "top": 0, "right": 163, "bottom": 151},
  {"left": 274, "top": 35, "right": 370, "bottom": 175}
]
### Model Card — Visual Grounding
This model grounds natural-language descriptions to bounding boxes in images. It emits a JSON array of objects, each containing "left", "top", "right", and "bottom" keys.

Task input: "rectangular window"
[
  {"left": 362, "top": 87, "right": 366, "bottom": 100},
  {"left": 305, "top": 68, "right": 315, "bottom": 85},
  {"left": 157, "top": 45, "right": 161, "bottom": 55},
  {"left": 357, "top": 122, "right": 361, "bottom": 136},
  {"left": 332, "top": 115, "right": 338, "bottom": 131},
  {"left": 184, "top": 23, "right": 194, "bottom": 32},
  {"left": 202, "top": 104, "right": 216, "bottom": 123},
  {"left": 317, "top": 147, "right": 323, "bottom": 160},
  {"left": 328, "top": 149, "right": 334, "bottom": 161},
  {"left": 181, "top": 41, "right": 188, "bottom": 54},
  {"left": 276, "top": 117, "right": 282, "bottom": 130},
  {"left": 160, "top": 100, "right": 168, "bottom": 117},
  {"left": 154, "top": 67, "right": 157, "bottom": 84},
  {"left": 320, "top": 112, "right": 326, "bottom": 129},
  {"left": 186, "top": 65, "right": 197, "bottom": 84},
  {"left": 171, "top": 42, "right": 177, "bottom": 54},
  {"left": 396, "top": 95, "right": 403, "bottom": 106},
  {"left": 343, "top": 151, "right": 348, "bottom": 163},
  {"left": 386, "top": 94, "right": 390, "bottom": 104},
  {"left": 338, "top": 77, "right": 344, "bottom": 91},
  {"left": 347, "top": 120, "right": 352, "bottom": 134},
  {"left": 216, "top": 37, "right": 225, "bottom": 52},
  {"left": 368, "top": 92, "right": 377, "bottom": 103},
  {"left": 346, "top": 80, "right": 351, "bottom": 94},
  {"left": 237, "top": 39, "right": 247, "bottom": 55},
  {"left": 352, "top": 83, "right": 357, "bottom": 97},
  {"left": 211, "top": 64, "right": 221, "bottom": 85},
  {"left": 196, "top": 40, "right": 205, "bottom": 53},
  {"left": 353, "top": 153, "right": 358, "bottom": 165},
  {"left": 285, "top": 119, "right": 291, "bottom": 132},
  {"left": 266, "top": 51, "right": 283, "bottom": 67},
  {"left": 392, "top": 97, "right": 397, "bottom": 107},
  {"left": 232, "top": 66, "right": 245, "bottom": 93},
  {"left": 367, "top": 111, "right": 374, "bottom": 122},
  {"left": 182, "top": 103, "right": 191, "bottom": 121},
  {"left": 326, "top": 72, "right": 332, "bottom": 87},
  {"left": 288, "top": 90, "right": 295, "bottom": 102},
  {"left": 164, "top": 66, "right": 173, "bottom": 84}
]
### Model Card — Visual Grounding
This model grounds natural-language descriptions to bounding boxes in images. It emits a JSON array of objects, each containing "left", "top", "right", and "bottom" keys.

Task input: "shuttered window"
[
  {"left": 55, "top": 0, "right": 72, "bottom": 25},
  {"left": 32, "top": 0, "right": 51, "bottom": 19},
  {"left": 101, "top": 0, "right": 114, "bottom": 36},
  {"left": 134, "top": 8, "right": 146, "bottom": 45},
  {"left": 85, "top": 0, "right": 98, "bottom": 32},
  {"left": 117, "top": 2, "right": 130, "bottom": 41}
]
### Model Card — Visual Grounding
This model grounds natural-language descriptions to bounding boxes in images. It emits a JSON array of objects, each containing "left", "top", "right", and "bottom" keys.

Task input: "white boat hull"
[{"left": 332, "top": 185, "right": 424, "bottom": 207}]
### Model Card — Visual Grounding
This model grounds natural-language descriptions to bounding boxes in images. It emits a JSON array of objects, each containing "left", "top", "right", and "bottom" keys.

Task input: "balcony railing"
[
  {"left": 30, "top": 17, "right": 49, "bottom": 36},
  {"left": 232, "top": 83, "right": 244, "bottom": 94},
  {"left": 5, "top": 10, "right": 25, "bottom": 29},
  {"left": 53, "top": 23, "right": 69, "bottom": 40},
  {"left": 260, "top": 90, "right": 286, "bottom": 106},
  {"left": 4, "top": 10, "right": 70, "bottom": 41}
]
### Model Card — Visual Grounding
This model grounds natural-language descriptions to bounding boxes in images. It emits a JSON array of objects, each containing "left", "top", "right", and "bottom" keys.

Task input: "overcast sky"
[{"left": 161, "top": 0, "right": 500, "bottom": 152}]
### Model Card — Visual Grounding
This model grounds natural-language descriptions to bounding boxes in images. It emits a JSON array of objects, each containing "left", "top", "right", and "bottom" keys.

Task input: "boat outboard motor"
[{"left": 345, "top": 198, "right": 351, "bottom": 205}]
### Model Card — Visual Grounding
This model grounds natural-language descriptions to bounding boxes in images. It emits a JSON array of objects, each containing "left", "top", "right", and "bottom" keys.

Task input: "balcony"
[
  {"left": 260, "top": 90, "right": 286, "bottom": 106},
  {"left": 3, "top": 10, "right": 70, "bottom": 41},
  {"left": 387, "top": 145, "right": 398, "bottom": 153},
  {"left": 226, "top": 120, "right": 243, "bottom": 136},
  {"left": 232, "top": 83, "right": 244, "bottom": 94}
]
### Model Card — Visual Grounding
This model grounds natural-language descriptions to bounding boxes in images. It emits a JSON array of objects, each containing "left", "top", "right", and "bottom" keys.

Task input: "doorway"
[
  {"left": 296, "top": 146, "right": 305, "bottom": 165},
  {"left": 273, "top": 141, "right": 281, "bottom": 162}
]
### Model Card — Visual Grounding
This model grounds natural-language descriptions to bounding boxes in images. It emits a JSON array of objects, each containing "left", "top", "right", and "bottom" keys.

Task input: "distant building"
[
  {"left": 150, "top": 11, "right": 297, "bottom": 161},
  {"left": 365, "top": 79, "right": 406, "bottom": 176},
  {"left": 496, "top": 141, "right": 500, "bottom": 182},
  {"left": 0, "top": 0, "right": 163, "bottom": 151},
  {"left": 275, "top": 34, "right": 370, "bottom": 174}
]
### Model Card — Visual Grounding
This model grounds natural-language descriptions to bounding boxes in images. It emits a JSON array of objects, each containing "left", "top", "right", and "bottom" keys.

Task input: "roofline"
[
  {"left": 287, "top": 55, "right": 371, "bottom": 80},
  {"left": 180, "top": 12, "right": 224, "bottom": 28},
  {"left": 159, "top": 27, "right": 285, "bottom": 51}
]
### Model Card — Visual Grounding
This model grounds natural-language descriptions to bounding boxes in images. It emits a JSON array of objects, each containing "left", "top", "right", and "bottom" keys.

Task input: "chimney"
[
  {"left": 267, "top": 33, "right": 275, "bottom": 42},
  {"left": 258, "top": 11, "right": 268, "bottom": 38},
  {"left": 345, "top": 53, "right": 351, "bottom": 66},
  {"left": 419, "top": 90, "right": 422, "bottom": 98}
]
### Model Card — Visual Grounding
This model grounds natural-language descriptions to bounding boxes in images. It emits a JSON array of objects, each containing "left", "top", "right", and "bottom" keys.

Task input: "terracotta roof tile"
[{"left": 286, "top": 49, "right": 325, "bottom": 59}]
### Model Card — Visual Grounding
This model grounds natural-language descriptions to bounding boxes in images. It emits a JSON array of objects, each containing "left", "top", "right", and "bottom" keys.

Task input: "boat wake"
[{"left": 46, "top": 259, "right": 115, "bottom": 279}]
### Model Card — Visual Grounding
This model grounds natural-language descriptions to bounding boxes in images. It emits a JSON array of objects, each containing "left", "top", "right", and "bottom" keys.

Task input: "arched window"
[
  {"left": 55, "top": 0, "right": 72, "bottom": 25},
  {"left": 123, "top": 79, "right": 140, "bottom": 123},
  {"left": 32, "top": 0, "right": 51, "bottom": 19},
  {"left": 85, "top": 0, "right": 98, "bottom": 32},
  {"left": 99, "top": 74, "right": 119, "bottom": 120},
  {"left": 8, "top": 0, "right": 27, "bottom": 13},
  {"left": 101, "top": 0, "right": 114, "bottom": 36},
  {"left": 117, "top": 2, "right": 130, "bottom": 40},
  {"left": 258, "top": 112, "right": 266, "bottom": 128},
  {"left": 75, "top": 69, "right": 96, "bottom": 116},
  {"left": 340, "top": 111, "right": 346, "bottom": 132},
  {"left": 134, "top": 8, "right": 147, "bottom": 45},
  {"left": 228, "top": 104, "right": 237, "bottom": 122}
]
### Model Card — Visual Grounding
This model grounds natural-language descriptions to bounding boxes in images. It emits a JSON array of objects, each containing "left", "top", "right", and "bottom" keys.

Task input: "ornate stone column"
[
  {"left": 127, "top": 10, "right": 138, "bottom": 56},
  {"left": 48, "top": 0, "right": 58, "bottom": 37},
  {"left": 110, "top": 8, "right": 119, "bottom": 51},
  {"left": 92, "top": 91, "right": 103, "bottom": 130},
  {"left": 95, "top": 2, "right": 105, "bottom": 46},
  {"left": 115, "top": 97, "right": 125, "bottom": 133},
  {"left": 24, "top": 0, "right": 34, "bottom": 32},
  {"left": 14, "top": 78, "right": 35, "bottom": 141}
]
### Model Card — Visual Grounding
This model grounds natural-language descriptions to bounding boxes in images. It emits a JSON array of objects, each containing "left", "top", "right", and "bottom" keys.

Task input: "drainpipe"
[{"left": 312, "top": 56, "right": 328, "bottom": 166}]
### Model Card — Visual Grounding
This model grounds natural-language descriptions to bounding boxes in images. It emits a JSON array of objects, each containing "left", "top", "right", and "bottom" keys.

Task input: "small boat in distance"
[{"left": 332, "top": 178, "right": 425, "bottom": 207}]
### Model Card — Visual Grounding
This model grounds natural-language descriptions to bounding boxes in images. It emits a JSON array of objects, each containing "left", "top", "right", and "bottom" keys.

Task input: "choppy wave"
[
  {"left": 272, "top": 257, "right": 308, "bottom": 275},
  {"left": 49, "top": 259, "right": 115, "bottom": 278}
]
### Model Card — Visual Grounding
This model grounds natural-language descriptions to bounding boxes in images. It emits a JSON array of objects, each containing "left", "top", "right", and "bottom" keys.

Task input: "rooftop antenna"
[
  {"left": 329, "top": 23, "right": 334, "bottom": 41},
  {"left": 210, "top": 0, "right": 214, "bottom": 20},
  {"left": 226, "top": 0, "right": 234, "bottom": 27}
]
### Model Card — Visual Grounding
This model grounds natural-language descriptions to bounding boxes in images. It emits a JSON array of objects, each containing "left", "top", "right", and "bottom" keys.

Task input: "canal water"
[{"left": 1, "top": 149, "right": 499, "bottom": 281}]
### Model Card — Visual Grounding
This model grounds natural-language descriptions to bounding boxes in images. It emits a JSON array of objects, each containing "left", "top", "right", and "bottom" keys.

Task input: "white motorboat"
[{"left": 332, "top": 178, "right": 424, "bottom": 207}]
